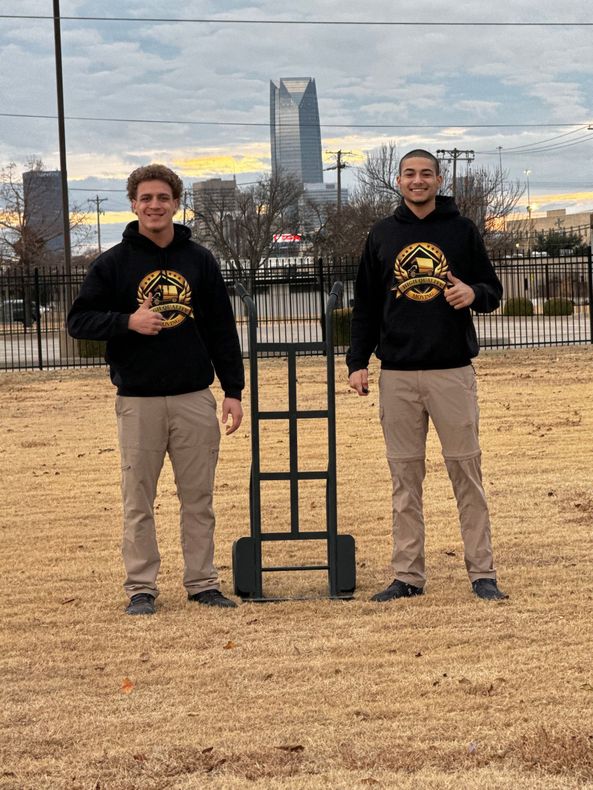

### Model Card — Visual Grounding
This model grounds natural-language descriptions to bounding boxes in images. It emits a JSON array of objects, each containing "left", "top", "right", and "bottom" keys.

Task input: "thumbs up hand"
[
  {"left": 444, "top": 270, "right": 476, "bottom": 310},
  {"left": 128, "top": 294, "right": 164, "bottom": 335}
]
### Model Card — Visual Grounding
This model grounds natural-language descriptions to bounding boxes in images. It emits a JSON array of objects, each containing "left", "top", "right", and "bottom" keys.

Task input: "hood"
[
  {"left": 122, "top": 221, "right": 192, "bottom": 249},
  {"left": 394, "top": 195, "right": 460, "bottom": 224}
]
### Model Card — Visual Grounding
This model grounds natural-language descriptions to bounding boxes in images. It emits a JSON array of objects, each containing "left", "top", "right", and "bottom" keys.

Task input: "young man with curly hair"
[{"left": 68, "top": 164, "right": 244, "bottom": 614}]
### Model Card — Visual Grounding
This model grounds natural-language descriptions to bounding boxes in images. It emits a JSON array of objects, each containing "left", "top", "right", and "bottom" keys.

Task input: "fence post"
[
  {"left": 318, "top": 258, "right": 326, "bottom": 352},
  {"left": 587, "top": 246, "right": 593, "bottom": 343},
  {"left": 34, "top": 268, "right": 43, "bottom": 370}
]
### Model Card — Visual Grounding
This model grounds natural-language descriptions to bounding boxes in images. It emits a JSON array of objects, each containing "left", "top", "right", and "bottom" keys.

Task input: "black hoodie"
[
  {"left": 346, "top": 196, "right": 502, "bottom": 373},
  {"left": 67, "top": 222, "right": 244, "bottom": 399}
]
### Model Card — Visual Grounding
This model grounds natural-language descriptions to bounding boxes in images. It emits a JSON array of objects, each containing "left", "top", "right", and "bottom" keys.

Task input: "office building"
[
  {"left": 23, "top": 169, "right": 64, "bottom": 257},
  {"left": 300, "top": 182, "right": 349, "bottom": 234},
  {"left": 192, "top": 177, "right": 239, "bottom": 250},
  {"left": 270, "top": 78, "right": 323, "bottom": 184},
  {"left": 193, "top": 177, "right": 238, "bottom": 217}
]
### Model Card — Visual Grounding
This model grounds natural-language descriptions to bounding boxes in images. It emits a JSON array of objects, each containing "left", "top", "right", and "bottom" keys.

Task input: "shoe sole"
[{"left": 126, "top": 608, "right": 155, "bottom": 615}]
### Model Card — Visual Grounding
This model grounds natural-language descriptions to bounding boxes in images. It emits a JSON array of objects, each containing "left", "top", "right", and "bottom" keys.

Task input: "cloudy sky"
[{"left": 1, "top": 0, "right": 592, "bottom": 249}]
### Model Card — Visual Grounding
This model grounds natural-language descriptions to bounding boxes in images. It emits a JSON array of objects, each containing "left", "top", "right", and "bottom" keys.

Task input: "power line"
[
  {"left": 70, "top": 187, "right": 126, "bottom": 193},
  {"left": 1, "top": 111, "right": 591, "bottom": 130},
  {"left": 481, "top": 133, "right": 593, "bottom": 157},
  {"left": 479, "top": 125, "right": 592, "bottom": 154},
  {"left": 1, "top": 14, "right": 592, "bottom": 26}
]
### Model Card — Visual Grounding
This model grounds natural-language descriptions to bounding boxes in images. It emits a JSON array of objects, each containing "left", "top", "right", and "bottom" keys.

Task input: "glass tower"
[{"left": 270, "top": 78, "right": 323, "bottom": 184}]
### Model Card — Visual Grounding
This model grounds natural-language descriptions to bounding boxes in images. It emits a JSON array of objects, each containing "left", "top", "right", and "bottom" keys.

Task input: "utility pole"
[
  {"left": 88, "top": 196, "right": 108, "bottom": 253},
  {"left": 53, "top": 0, "right": 72, "bottom": 284},
  {"left": 182, "top": 189, "right": 194, "bottom": 226},
  {"left": 497, "top": 146, "right": 506, "bottom": 231},
  {"left": 436, "top": 148, "right": 475, "bottom": 198},
  {"left": 325, "top": 150, "right": 352, "bottom": 215},
  {"left": 524, "top": 169, "right": 533, "bottom": 251}
]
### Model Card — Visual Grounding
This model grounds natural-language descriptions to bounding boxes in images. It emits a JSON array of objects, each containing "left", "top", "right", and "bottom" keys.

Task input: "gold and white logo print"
[
  {"left": 392, "top": 242, "right": 449, "bottom": 303},
  {"left": 137, "top": 269, "right": 194, "bottom": 329}
]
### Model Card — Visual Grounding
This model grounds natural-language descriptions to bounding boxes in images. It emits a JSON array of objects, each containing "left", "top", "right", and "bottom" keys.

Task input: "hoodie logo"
[
  {"left": 392, "top": 243, "right": 449, "bottom": 302},
  {"left": 137, "top": 270, "right": 194, "bottom": 329}
]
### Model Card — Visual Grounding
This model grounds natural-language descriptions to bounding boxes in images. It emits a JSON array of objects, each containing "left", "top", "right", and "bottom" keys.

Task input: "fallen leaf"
[
  {"left": 415, "top": 651, "right": 422, "bottom": 658},
  {"left": 580, "top": 683, "right": 593, "bottom": 691},
  {"left": 458, "top": 677, "right": 471, "bottom": 685},
  {"left": 223, "top": 640, "right": 237, "bottom": 650},
  {"left": 468, "top": 741, "right": 478, "bottom": 754},
  {"left": 276, "top": 744, "right": 304, "bottom": 752},
  {"left": 205, "top": 758, "right": 226, "bottom": 773},
  {"left": 121, "top": 677, "right": 135, "bottom": 694},
  {"left": 187, "top": 712, "right": 200, "bottom": 717},
  {"left": 202, "top": 746, "right": 214, "bottom": 753},
  {"left": 444, "top": 550, "right": 456, "bottom": 557},
  {"left": 133, "top": 754, "right": 147, "bottom": 762}
]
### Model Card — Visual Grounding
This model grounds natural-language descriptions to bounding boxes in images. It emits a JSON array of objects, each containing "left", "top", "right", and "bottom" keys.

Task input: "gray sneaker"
[
  {"left": 472, "top": 578, "right": 509, "bottom": 600},
  {"left": 125, "top": 593, "right": 156, "bottom": 615}
]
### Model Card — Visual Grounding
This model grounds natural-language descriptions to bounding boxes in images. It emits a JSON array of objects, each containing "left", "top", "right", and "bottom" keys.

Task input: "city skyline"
[{"left": 1, "top": 1, "right": 592, "bottom": 249}]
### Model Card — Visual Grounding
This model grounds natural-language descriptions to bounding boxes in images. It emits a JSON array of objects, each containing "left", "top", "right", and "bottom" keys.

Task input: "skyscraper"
[{"left": 270, "top": 78, "right": 323, "bottom": 184}]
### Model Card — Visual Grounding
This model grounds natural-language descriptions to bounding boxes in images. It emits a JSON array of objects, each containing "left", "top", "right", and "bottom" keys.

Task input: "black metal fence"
[{"left": 1, "top": 250, "right": 592, "bottom": 372}]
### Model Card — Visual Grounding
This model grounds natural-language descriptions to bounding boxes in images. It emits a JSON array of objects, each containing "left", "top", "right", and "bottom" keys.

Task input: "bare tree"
[
  {"left": 0, "top": 158, "right": 89, "bottom": 271},
  {"left": 193, "top": 172, "right": 303, "bottom": 275},
  {"left": 357, "top": 142, "right": 401, "bottom": 204},
  {"left": 308, "top": 185, "right": 396, "bottom": 260},
  {"left": 443, "top": 166, "right": 525, "bottom": 251}
]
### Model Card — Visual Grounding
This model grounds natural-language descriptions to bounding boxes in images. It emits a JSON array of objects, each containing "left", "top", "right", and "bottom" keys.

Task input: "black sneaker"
[
  {"left": 188, "top": 589, "right": 237, "bottom": 608},
  {"left": 472, "top": 578, "right": 509, "bottom": 600},
  {"left": 371, "top": 579, "right": 424, "bottom": 602},
  {"left": 125, "top": 593, "right": 156, "bottom": 615}
]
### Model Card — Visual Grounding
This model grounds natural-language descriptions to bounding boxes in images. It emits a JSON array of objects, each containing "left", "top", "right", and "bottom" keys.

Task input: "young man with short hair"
[
  {"left": 68, "top": 164, "right": 244, "bottom": 614},
  {"left": 348, "top": 149, "right": 507, "bottom": 602}
]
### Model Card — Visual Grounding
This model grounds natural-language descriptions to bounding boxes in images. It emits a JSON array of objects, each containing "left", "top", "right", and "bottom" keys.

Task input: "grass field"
[{"left": 2, "top": 347, "right": 593, "bottom": 789}]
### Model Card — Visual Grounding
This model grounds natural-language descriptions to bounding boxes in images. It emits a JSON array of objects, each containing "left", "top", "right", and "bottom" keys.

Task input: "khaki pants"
[
  {"left": 116, "top": 389, "right": 221, "bottom": 599},
  {"left": 379, "top": 367, "right": 496, "bottom": 587}
]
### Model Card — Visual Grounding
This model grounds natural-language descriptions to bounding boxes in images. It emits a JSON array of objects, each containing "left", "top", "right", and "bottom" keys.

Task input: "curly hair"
[{"left": 126, "top": 164, "right": 184, "bottom": 202}]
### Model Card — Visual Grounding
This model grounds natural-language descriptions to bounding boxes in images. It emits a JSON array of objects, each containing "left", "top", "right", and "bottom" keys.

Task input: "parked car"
[{"left": 0, "top": 299, "right": 39, "bottom": 326}]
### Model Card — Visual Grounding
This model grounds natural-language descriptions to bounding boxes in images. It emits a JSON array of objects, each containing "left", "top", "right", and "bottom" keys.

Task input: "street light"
[{"left": 524, "top": 169, "right": 532, "bottom": 251}]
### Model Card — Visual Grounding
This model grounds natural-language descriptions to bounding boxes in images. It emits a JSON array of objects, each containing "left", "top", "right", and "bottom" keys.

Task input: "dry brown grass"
[{"left": 2, "top": 347, "right": 593, "bottom": 789}]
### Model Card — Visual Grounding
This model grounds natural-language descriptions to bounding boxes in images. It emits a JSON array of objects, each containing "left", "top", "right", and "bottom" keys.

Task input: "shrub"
[
  {"left": 543, "top": 298, "right": 574, "bottom": 316},
  {"left": 332, "top": 307, "right": 352, "bottom": 346},
  {"left": 77, "top": 339, "right": 107, "bottom": 358},
  {"left": 502, "top": 297, "right": 534, "bottom": 316}
]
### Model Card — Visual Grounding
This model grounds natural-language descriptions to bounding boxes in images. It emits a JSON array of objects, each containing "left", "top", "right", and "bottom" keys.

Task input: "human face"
[
  {"left": 131, "top": 180, "right": 179, "bottom": 243},
  {"left": 397, "top": 157, "right": 443, "bottom": 216}
]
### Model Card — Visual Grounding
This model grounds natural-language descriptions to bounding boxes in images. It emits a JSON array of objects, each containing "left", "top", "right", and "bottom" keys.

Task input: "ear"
[
  {"left": 173, "top": 198, "right": 180, "bottom": 214},
  {"left": 131, "top": 199, "right": 138, "bottom": 215}
]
